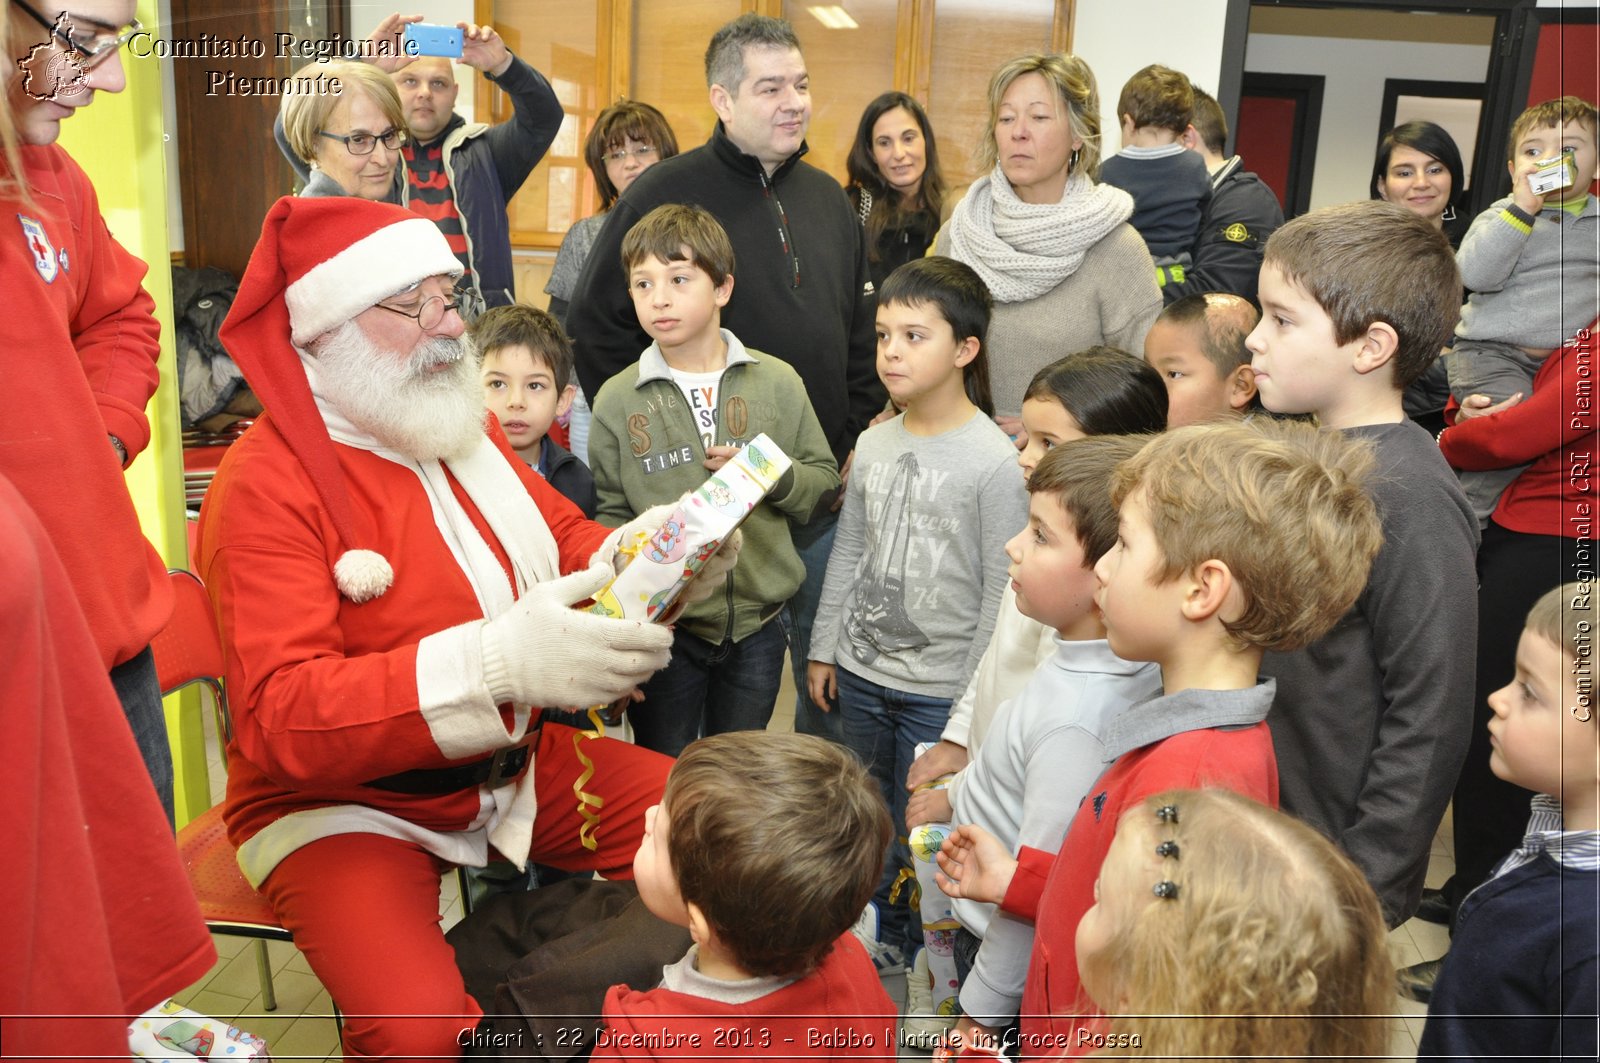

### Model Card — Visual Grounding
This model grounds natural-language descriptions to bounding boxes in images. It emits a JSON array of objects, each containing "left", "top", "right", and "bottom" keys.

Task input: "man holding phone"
[{"left": 366, "top": 12, "right": 563, "bottom": 313}]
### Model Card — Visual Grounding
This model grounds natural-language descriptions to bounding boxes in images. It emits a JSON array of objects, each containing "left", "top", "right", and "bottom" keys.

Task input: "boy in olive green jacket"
[{"left": 589, "top": 204, "right": 839, "bottom": 756}]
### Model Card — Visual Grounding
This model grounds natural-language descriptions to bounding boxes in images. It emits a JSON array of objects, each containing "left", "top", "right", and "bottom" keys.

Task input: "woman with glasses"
[
  {"left": 279, "top": 61, "right": 407, "bottom": 202},
  {"left": 544, "top": 100, "right": 679, "bottom": 462},
  {"left": 2, "top": 3, "right": 218, "bottom": 1053}
]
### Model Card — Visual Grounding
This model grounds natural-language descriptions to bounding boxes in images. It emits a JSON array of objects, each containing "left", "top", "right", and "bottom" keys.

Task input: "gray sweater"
[
  {"left": 1262, "top": 420, "right": 1479, "bottom": 927},
  {"left": 949, "top": 635, "right": 1161, "bottom": 1025},
  {"left": 1456, "top": 194, "right": 1599, "bottom": 350},
  {"left": 812, "top": 412, "right": 1027, "bottom": 698},
  {"left": 935, "top": 225, "right": 1161, "bottom": 418}
]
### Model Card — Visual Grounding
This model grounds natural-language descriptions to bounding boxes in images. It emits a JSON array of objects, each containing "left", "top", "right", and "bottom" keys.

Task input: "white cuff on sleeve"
[{"left": 416, "top": 621, "right": 512, "bottom": 759}]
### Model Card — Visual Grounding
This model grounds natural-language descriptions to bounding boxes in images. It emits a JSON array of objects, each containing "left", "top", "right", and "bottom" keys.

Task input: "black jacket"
[
  {"left": 542, "top": 437, "right": 596, "bottom": 519},
  {"left": 567, "top": 123, "right": 883, "bottom": 467},
  {"left": 1163, "top": 155, "right": 1284, "bottom": 304}
]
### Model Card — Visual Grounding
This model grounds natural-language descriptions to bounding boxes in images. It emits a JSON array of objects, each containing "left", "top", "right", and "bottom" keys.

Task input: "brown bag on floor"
[{"left": 447, "top": 878, "right": 692, "bottom": 1060}]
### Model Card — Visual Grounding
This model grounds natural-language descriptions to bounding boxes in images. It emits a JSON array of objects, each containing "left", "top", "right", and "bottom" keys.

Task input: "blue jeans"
[
  {"left": 782, "top": 510, "right": 842, "bottom": 742},
  {"left": 836, "top": 665, "right": 952, "bottom": 958},
  {"left": 111, "top": 645, "right": 175, "bottom": 828},
  {"left": 630, "top": 619, "right": 786, "bottom": 757}
]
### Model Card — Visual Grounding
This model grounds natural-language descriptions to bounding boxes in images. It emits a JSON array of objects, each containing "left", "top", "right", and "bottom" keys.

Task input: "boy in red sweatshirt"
[
  {"left": 934, "top": 419, "right": 1384, "bottom": 1058},
  {"left": 596, "top": 732, "right": 899, "bottom": 1060}
]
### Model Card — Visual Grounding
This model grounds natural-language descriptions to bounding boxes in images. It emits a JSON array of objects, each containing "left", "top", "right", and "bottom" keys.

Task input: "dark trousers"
[
  {"left": 629, "top": 619, "right": 786, "bottom": 758},
  {"left": 783, "top": 511, "right": 844, "bottom": 742},
  {"left": 111, "top": 645, "right": 174, "bottom": 827}
]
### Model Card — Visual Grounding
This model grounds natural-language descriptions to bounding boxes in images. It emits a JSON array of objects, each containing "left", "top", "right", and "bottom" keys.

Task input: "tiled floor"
[{"left": 172, "top": 663, "right": 1453, "bottom": 1060}]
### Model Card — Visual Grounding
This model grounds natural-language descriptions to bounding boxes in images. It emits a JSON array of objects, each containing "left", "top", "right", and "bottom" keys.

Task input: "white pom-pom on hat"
[{"left": 334, "top": 549, "right": 395, "bottom": 603}]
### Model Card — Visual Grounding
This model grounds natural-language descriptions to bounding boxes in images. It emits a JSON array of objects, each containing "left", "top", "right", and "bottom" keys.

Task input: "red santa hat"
[{"left": 219, "top": 196, "right": 464, "bottom": 602}]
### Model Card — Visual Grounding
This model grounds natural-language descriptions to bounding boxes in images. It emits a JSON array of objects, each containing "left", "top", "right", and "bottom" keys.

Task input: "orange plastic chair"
[
  {"left": 153, "top": 568, "right": 293, "bottom": 1012},
  {"left": 154, "top": 569, "right": 474, "bottom": 1025}
]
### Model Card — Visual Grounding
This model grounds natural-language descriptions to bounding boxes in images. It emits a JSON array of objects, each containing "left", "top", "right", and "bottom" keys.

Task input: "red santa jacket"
[
  {"left": 1, "top": 144, "right": 170, "bottom": 671},
  {"left": 197, "top": 413, "right": 608, "bottom": 882},
  {"left": 594, "top": 933, "right": 898, "bottom": 1060},
  {"left": 0, "top": 473, "right": 214, "bottom": 1058}
]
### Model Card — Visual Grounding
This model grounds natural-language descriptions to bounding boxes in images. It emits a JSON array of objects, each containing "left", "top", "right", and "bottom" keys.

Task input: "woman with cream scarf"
[{"left": 936, "top": 53, "right": 1161, "bottom": 443}]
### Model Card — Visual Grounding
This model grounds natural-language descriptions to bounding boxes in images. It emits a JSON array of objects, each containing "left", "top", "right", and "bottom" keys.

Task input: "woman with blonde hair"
[
  {"left": 1076, "top": 789, "right": 1393, "bottom": 1060},
  {"left": 936, "top": 53, "right": 1160, "bottom": 445},
  {"left": 278, "top": 60, "right": 407, "bottom": 201}
]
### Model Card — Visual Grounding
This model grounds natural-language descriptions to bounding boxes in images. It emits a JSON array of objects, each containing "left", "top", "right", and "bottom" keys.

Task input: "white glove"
[{"left": 481, "top": 560, "right": 672, "bottom": 710}]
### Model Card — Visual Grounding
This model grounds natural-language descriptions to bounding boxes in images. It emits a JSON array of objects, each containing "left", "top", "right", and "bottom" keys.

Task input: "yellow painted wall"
[{"left": 58, "top": 1, "right": 207, "bottom": 824}]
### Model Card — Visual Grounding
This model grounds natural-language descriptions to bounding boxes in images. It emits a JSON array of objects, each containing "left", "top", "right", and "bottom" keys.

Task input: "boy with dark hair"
[
  {"left": 1419, "top": 583, "right": 1598, "bottom": 1061},
  {"left": 1142, "top": 291, "right": 1260, "bottom": 426},
  {"left": 590, "top": 203, "right": 839, "bottom": 757},
  {"left": 935, "top": 418, "right": 1385, "bottom": 1054},
  {"left": 899, "top": 437, "right": 1161, "bottom": 1046},
  {"left": 474, "top": 304, "right": 595, "bottom": 516},
  {"left": 596, "top": 731, "right": 897, "bottom": 1058},
  {"left": 810, "top": 256, "right": 1026, "bottom": 975},
  {"left": 1247, "top": 199, "right": 1480, "bottom": 927},
  {"left": 1448, "top": 95, "right": 1600, "bottom": 523},
  {"left": 1099, "top": 65, "right": 1212, "bottom": 276}
]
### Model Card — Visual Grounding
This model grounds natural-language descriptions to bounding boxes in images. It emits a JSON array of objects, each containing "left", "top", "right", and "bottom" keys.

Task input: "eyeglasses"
[
  {"left": 605, "top": 145, "right": 659, "bottom": 163},
  {"left": 14, "top": 1, "right": 142, "bottom": 69},
  {"left": 374, "top": 282, "right": 467, "bottom": 330},
  {"left": 319, "top": 127, "right": 406, "bottom": 156}
]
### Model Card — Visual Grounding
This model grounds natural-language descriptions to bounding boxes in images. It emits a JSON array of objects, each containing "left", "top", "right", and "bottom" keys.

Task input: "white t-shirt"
[{"left": 670, "top": 367, "right": 724, "bottom": 450}]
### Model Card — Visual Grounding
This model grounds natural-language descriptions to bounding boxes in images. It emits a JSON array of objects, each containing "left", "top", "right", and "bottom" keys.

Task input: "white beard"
[{"left": 310, "top": 321, "right": 486, "bottom": 462}]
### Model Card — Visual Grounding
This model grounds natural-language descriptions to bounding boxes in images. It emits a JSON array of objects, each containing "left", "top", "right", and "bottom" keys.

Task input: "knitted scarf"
[{"left": 946, "top": 167, "right": 1134, "bottom": 303}]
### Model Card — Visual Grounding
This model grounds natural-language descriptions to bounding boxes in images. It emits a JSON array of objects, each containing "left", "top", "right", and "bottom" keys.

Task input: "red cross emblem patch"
[{"left": 19, "top": 215, "right": 58, "bottom": 283}]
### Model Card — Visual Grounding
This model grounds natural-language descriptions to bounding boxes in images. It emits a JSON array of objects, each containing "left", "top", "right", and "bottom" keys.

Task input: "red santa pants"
[{"left": 258, "top": 725, "right": 671, "bottom": 1061}]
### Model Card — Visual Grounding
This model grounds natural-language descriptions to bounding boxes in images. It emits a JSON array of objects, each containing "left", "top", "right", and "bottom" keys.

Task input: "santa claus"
[{"left": 198, "top": 196, "right": 731, "bottom": 1059}]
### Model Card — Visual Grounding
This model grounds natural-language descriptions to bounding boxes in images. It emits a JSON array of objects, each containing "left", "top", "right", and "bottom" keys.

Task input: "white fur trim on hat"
[
  {"left": 286, "top": 217, "right": 464, "bottom": 346},
  {"left": 334, "top": 548, "right": 395, "bottom": 603}
]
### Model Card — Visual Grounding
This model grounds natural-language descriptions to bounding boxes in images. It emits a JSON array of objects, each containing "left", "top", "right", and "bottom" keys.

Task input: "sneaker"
[
  {"left": 1397, "top": 956, "right": 1444, "bottom": 1004},
  {"left": 851, "top": 902, "right": 907, "bottom": 976},
  {"left": 902, "top": 948, "right": 957, "bottom": 1049}
]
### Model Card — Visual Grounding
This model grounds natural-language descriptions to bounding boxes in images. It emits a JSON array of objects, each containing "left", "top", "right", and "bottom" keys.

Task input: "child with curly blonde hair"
[{"left": 1076, "top": 788, "right": 1393, "bottom": 1060}]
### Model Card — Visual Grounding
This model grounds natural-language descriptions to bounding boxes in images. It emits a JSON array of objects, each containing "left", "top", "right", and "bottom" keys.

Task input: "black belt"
[{"left": 366, "top": 734, "right": 536, "bottom": 795}]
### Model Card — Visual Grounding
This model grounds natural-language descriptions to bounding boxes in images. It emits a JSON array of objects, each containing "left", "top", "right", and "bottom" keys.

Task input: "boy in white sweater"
[{"left": 899, "top": 437, "right": 1161, "bottom": 1045}]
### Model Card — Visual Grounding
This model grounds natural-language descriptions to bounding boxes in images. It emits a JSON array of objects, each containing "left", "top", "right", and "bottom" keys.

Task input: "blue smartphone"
[{"left": 402, "top": 23, "right": 464, "bottom": 59}]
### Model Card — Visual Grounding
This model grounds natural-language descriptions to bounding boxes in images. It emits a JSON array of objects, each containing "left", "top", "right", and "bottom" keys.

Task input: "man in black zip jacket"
[{"left": 568, "top": 13, "right": 883, "bottom": 744}]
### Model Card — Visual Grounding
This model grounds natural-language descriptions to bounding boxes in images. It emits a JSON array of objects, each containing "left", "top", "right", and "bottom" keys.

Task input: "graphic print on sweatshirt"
[
  {"left": 626, "top": 383, "right": 755, "bottom": 475},
  {"left": 843, "top": 450, "right": 962, "bottom": 665},
  {"left": 669, "top": 367, "right": 724, "bottom": 451}
]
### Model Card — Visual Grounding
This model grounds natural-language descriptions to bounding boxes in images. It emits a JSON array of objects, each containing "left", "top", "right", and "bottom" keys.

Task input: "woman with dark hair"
[
  {"left": 845, "top": 92, "right": 945, "bottom": 290},
  {"left": 1371, "top": 120, "right": 1467, "bottom": 431},
  {"left": 546, "top": 100, "right": 680, "bottom": 322},
  {"left": 545, "top": 100, "right": 679, "bottom": 460},
  {"left": 1371, "top": 120, "right": 1467, "bottom": 242}
]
